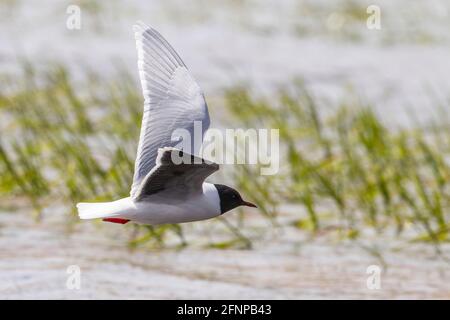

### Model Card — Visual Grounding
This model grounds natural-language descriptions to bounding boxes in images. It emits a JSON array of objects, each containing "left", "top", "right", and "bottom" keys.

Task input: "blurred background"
[{"left": 1, "top": 0, "right": 450, "bottom": 299}]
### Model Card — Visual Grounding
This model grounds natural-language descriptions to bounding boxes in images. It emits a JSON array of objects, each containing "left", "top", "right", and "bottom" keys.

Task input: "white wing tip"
[{"left": 133, "top": 21, "right": 150, "bottom": 33}]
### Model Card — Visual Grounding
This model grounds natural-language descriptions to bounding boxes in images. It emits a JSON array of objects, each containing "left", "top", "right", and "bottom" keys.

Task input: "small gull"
[{"left": 76, "top": 22, "right": 256, "bottom": 225}]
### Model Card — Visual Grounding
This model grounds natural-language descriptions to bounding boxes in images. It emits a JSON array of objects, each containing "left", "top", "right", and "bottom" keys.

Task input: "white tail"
[{"left": 76, "top": 197, "right": 135, "bottom": 220}]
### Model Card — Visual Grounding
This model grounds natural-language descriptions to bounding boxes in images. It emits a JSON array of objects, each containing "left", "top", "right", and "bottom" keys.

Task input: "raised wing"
[
  {"left": 131, "top": 22, "right": 210, "bottom": 198},
  {"left": 132, "top": 148, "right": 219, "bottom": 202}
]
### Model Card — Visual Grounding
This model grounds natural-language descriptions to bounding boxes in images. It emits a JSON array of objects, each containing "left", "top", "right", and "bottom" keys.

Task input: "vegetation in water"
[{"left": 0, "top": 64, "right": 449, "bottom": 248}]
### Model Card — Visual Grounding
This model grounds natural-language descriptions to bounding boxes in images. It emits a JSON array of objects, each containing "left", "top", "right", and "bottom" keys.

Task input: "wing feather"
[
  {"left": 131, "top": 22, "right": 210, "bottom": 199},
  {"left": 133, "top": 148, "right": 219, "bottom": 201}
]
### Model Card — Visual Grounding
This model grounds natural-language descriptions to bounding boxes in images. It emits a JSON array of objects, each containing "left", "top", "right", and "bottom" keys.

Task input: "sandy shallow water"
[{"left": 1, "top": 209, "right": 449, "bottom": 299}]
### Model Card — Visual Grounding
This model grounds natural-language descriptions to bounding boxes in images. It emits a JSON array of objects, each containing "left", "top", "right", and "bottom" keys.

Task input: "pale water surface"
[{"left": 1, "top": 209, "right": 449, "bottom": 299}]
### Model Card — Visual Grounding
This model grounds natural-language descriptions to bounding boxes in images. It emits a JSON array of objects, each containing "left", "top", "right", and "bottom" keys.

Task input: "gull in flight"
[{"left": 76, "top": 22, "right": 256, "bottom": 225}]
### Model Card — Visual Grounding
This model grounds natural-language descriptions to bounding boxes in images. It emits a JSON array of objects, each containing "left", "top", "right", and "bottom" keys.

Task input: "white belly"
[{"left": 122, "top": 183, "right": 221, "bottom": 225}]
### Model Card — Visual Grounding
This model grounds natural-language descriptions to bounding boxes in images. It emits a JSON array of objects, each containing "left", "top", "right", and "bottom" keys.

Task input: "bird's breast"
[{"left": 131, "top": 193, "right": 220, "bottom": 225}]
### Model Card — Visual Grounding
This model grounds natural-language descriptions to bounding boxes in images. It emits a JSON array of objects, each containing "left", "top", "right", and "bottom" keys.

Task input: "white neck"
[{"left": 202, "top": 183, "right": 221, "bottom": 215}]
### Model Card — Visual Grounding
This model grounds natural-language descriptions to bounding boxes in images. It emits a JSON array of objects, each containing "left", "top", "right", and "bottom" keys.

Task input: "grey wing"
[
  {"left": 131, "top": 22, "right": 210, "bottom": 199},
  {"left": 133, "top": 148, "right": 219, "bottom": 202}
]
